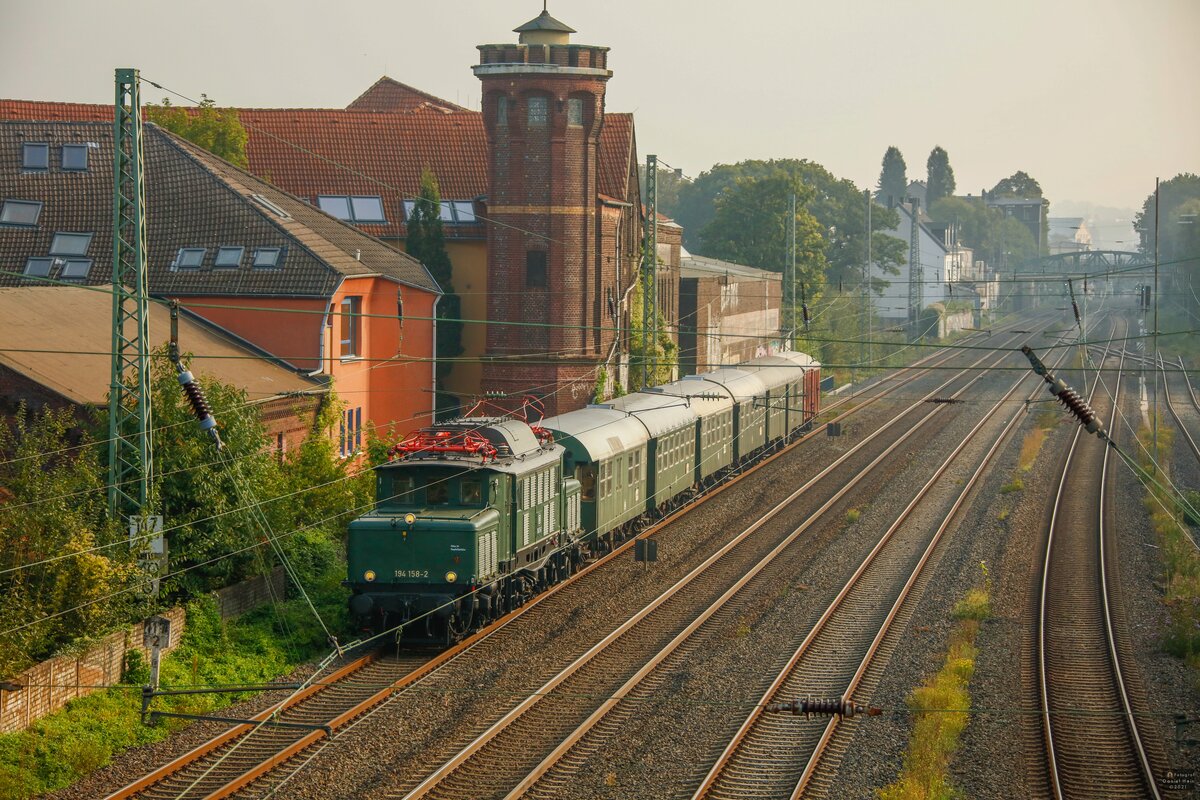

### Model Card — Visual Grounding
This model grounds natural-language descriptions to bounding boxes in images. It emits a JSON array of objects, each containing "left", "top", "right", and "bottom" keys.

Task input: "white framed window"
[
  {"left": 173, "top": 247, "right": 206, "bottom": 270},
  {"left": 0, "top": 199, "right": 42, "bottom": 226},
  {"left": 50, "top": 232, "right": 93, "bottom": 256},
  {"left": 340, "top": 296, "right": 361, "bottom": 358}
]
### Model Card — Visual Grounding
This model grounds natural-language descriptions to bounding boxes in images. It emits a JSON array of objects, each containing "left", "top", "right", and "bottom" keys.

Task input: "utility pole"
[
  {"left": 908, "top": 197, "right": 922, "bottom": 339},
  {"left": 641, "top": 154, "right": 658, "bottom": 388},
  {"left": 108, "top": 67, "right": 153, "bottom": 524},
  {"left": 1153, "top": 177, "right": 1160, "bottom": 472},
  {"left": 864, "top": 189, "right": 873, "bottom": 373},
  {"left": 786, "top": 192, "right": 797, "bottom": 349}
]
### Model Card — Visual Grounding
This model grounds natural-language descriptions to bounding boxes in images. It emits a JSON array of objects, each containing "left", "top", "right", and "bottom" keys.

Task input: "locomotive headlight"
[
  {"left": 445, "top": 571, "right": 457, "bottom": 583},
  {"left": 364, "top": 570, "right": 376, "bottom": 582},
  {"left": 404, "top": 513, "right": 416, "bottom": 525}
]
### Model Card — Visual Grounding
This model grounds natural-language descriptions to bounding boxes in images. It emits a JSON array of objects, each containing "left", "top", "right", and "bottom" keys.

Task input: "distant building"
[
  {"left": 2, "top": 13, "right": 673, "bottom": 418},
  {"left": 867, "top": 202, "right": 950, "bottom": 324},
  {"left": 0, "top": 285, "right": 324, "bottom": 455},
  {"left": 1048, "top": 217, "right": 1092, "bottom": 254},
  {"left": 0, "top": 119, "right": 441, "bottom": 449},
  {"left": 985, "top": 195, "right": 1046, "bottom": 252},
  {"left": 905, "top": 180, "right": 928, "bottom": 207},
  {"left": 678, "top": 252, "right": 782, "bottom": 375}
]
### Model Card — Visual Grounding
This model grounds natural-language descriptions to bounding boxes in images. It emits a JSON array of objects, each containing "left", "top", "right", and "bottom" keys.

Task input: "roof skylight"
[
  {"left": 22, "top": 143, "right": 49, "bottom": 171},
  {"left": 0, "top": 199, "right": 42, "bottom": 226},
  {"left": 49, "top": 232, "right": 93, "bottom": 256},
  {"left": 61, "top": 144, "right": 89, "bottom": 171}
]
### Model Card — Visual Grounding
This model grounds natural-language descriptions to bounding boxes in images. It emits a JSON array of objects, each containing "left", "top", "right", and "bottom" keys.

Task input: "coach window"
[
  {"left": 392, "top": 474, "right": 419, "bottom": 505},
  {"left": 461, "top": 480, "right": 482, "bottom": 506},
  {"left": 576, "top": 462, "right": 595, "bottom": 501}
]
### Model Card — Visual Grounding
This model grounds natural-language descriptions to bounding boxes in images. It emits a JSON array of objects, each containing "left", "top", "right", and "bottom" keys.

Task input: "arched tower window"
[{"left": 527, "top": 96, "right": 548, "bottom": 126}]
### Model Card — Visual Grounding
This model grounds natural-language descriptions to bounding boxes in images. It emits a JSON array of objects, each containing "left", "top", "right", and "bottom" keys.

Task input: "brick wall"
[{"left": 0, "top": 569, "right": 286, "bottom": 733}]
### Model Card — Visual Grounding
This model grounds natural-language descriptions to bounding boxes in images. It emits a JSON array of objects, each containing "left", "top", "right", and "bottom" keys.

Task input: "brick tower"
[{"left": 474, "top": 9, "right": 614, "bottom": 416}]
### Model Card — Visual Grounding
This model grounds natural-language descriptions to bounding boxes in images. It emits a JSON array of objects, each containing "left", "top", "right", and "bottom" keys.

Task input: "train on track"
[{"left": 346, "top": 350, "right": 821, "bottom": 641}]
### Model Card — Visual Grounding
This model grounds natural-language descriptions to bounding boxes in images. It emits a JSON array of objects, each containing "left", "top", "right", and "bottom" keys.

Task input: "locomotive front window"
[
  {"left": 390, "top": 474, "right": 420, "bottom": 505},
  {"left": 461, "top": 480, "right": 482, "bottom": 505},
  {"left": 427, "top": 481, "right": 449, "bottom": 505}
]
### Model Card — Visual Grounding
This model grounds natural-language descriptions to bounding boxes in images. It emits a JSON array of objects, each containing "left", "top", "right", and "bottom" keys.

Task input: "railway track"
[
  {"left": 1038, "top": 318, "right": 1162, "bottom": 799},
  {"left": 106, "top": 318, "right": 1050, "bottom": 800},
  {"left": 370, "top": 329, "right": 1046, "bottom": 799},
  {"left": 1160, "top": 354, "right": 1200, "bottom": 467},
  {"left": 687, "top": 326, "right": 1085, "bottom": 800}
]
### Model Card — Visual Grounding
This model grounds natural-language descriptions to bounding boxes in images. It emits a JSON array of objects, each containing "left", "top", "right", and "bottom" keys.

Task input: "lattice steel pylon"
[
  {"left": 907, "top": 197, "right": 922, "bottom": 335},
  {"left": 107, "top": 68, "right": 153, "bottom": 522},
  {"left": 641, "top": 154, "right": 658, "bottom": 388}
]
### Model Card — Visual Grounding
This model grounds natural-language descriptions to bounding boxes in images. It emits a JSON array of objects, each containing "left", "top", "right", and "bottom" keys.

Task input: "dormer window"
[
  {"left": 527, "top": 96, "right": 548, "bottom": 126},
  {"left": 61, "top": 144, "right": 89, "bottom": 171},
  {"left": 22, "top": 143, "right": 49, "bottom": 171}
]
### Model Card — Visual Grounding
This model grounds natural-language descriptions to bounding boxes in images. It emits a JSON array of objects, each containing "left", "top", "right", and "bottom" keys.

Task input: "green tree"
[
  {"left": 146, "top": 96, "right": 249, "bottom": 169},
  {"left": 925, "top": 146, "right": 956, "bottom": 207},
  {"left": 877, "top": 146, "right": 908, "bottom": 208},
  {"left": 404, "top": 170, "right": 463, "bottom": 415},
  {"left": 628, "top": 278, "right": 678, "bottom": 389},
  {"left": 638, "top": 164, "right": 684, "bottom": 219},
  {"left": 989, "top": 170, "right": 1050, "bottom": 251},
  {"left": 699, "top": 171, "right": 829, "bottom": 294},
  {"left": 929, "top": 195, "right": 1038, "bottom": 268},
  {"left": 0, "top": 408, "right": 137, "bottom": 677},
  {"left": 674, "top": 159, "right": 904, "bottom": 291}
]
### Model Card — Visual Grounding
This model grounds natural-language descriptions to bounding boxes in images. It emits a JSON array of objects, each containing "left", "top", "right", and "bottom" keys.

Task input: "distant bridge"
[{"left": 1013, "top": 250, "right": 1152, "bottom": 277}]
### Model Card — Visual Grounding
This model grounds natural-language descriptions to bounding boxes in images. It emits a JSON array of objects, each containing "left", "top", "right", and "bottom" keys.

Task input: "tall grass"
[{"left": 878, "top": 573, "right": 989, "bottom": 800}]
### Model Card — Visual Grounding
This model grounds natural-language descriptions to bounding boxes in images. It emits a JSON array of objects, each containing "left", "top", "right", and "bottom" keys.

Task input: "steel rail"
[
  {"left": 106, "top": 321, "right": 1040, "bottom": 800},
  {"left": 394, "top": 334, "right": 1031, "bottom": 800},
  {"left": 1038, "top": 318, "right": 1160, "bottom": 800},
  {"left": 692, "top": 327, "right": 1078, "bottom": 800},
  {"left": 1160, "top": 354, "right": 1200, "bottom": 466}
]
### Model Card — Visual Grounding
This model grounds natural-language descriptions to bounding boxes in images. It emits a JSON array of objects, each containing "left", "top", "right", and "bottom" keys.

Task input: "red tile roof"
[
  {"left": 346, "top": 77, "right": 466, "bottom": 113},
  {"left": 598, "top": 113, "right": 636, "bottom": 204},
  {"left": 1, "top": 85, "right": 643, "bottom": 237},
  {"left": 0, "top": 99, "right": 112, "bottom": 122}
]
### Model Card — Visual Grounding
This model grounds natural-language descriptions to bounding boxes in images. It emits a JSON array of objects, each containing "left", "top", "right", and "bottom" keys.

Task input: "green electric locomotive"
[{"left": 346, "top": 418, "right": 583, "bottom": 641}]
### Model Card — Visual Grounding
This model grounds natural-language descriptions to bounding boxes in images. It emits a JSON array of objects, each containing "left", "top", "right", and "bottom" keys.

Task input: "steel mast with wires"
[{"left": 107, "top": 67, "right": 153, "bottom": 523}]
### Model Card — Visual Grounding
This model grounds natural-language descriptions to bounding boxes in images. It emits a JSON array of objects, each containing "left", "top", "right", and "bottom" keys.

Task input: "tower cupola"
[{"left": 515, "top": 8, "right": 575, "bottom": 46}]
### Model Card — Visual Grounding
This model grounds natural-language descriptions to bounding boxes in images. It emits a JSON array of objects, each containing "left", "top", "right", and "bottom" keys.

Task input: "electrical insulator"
[
  {"left": 1048, "top": 379, "right": 1104, "bottom": 435},
  {"left": 177, "top": 368, "right": 224, "bottom": 449},
  {"left": 765, "top": 696, "right": 879, "bottom": 718}
]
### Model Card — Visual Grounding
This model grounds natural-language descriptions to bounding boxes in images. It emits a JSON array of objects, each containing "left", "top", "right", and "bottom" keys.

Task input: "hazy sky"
[{"left": 2, "top": 0, "right": 1196, "bottom": 223}]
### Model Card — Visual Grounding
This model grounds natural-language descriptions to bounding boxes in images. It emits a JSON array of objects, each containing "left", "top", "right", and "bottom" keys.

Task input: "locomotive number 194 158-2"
[{"left": 394, "top": 569, "right": 430, "bottom": 579}]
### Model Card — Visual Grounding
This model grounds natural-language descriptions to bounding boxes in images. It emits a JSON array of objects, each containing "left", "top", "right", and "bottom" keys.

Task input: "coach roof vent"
[{"left": 515, "top": 6, "right": 576, "bottom": 45}]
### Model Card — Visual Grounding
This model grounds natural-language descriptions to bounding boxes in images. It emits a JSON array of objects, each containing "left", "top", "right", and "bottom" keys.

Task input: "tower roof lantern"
[{"left": 515, "top": 7, "right": 576, "bottom": 44}]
